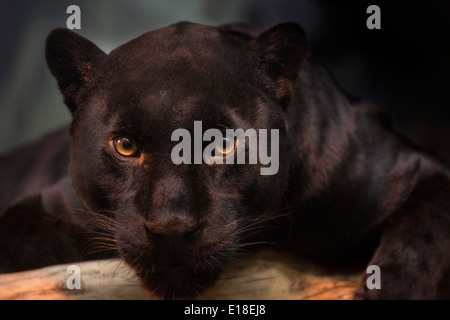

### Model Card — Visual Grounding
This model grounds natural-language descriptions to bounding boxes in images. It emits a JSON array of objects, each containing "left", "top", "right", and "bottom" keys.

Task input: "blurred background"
[{"left": 1, "top": 0, "right": 449, "bottom": 162}]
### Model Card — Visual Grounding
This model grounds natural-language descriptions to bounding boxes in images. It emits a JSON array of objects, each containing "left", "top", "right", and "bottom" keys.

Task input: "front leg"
[
  {"left": 0, "top": 177, "right": 109, "bottom": 273},
  {"left": 355, "top": 173, "right": 450, "bottom": 299},
  {"left": 0, "top": 193, "right": 91, "bottom": 273}
]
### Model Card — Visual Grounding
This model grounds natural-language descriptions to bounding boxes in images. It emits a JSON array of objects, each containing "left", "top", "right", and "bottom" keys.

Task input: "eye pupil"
[{"left": 122, "top": 139, "right": 132, "bottom": 149}]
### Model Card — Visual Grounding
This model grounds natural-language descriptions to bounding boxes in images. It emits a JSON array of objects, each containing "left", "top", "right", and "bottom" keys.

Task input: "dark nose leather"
[{"left": 145, "top": 216, "right": 201, "bottom": 251}]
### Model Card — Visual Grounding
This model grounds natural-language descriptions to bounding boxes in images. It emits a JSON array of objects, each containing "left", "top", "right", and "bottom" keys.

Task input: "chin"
[
  {"left": 119, "top": 243, "right": 235, "bottom": 299},
  {"left": 135, "top": 264, "right": 224, "bottom": 299}
]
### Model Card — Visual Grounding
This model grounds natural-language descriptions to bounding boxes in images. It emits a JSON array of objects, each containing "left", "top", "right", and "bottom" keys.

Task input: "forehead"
[
  {"left": 103, "top": 22, "right": 253, "bottom": 88},
  {"left": 102, "top": 87, "right": 262, "bottom": 138},
  {"left": 95, "top": 23, "right": 264, "bottom": 126}
]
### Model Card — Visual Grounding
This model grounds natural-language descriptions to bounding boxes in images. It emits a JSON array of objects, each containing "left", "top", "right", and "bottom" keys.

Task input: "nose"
[{"left": 144, "top": 216, "right": 202, "bottom": 252}]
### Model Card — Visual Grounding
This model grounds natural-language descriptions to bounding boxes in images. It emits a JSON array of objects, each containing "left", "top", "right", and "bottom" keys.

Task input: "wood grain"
[{"left": 0, "top": 249, "right": 361, "bottom": 300}]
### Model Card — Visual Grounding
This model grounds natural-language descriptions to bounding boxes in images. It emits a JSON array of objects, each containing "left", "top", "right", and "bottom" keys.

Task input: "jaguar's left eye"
[
  {"left": 216, "top": 137, "right": 234, "bottom": 155},
  {"left": 113, "top": 137, "right": 138, "bottom": 157}
]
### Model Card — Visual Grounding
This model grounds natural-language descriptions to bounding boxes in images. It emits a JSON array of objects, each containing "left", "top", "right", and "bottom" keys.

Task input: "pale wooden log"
[{"left": 0, "top": 249, "right": 361, "bottom": 300}]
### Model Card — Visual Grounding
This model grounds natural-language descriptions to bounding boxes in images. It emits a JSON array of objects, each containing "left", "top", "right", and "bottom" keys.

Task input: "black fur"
[{"left": 1, "top": 22, "right": 450, "bottom": 299}]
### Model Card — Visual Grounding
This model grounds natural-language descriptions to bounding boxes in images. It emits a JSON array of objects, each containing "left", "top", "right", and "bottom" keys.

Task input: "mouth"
[{"left": 116, "top": 219, "right": 240, "bottom": 299}]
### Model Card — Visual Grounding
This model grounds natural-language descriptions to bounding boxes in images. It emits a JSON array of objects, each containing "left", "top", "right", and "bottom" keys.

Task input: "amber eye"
[
  {"left": 113, "top": 137, "right": 138, "bottom": 157},
  {"left": 216, "top": 137, "right": 234, "bottom": 156}
]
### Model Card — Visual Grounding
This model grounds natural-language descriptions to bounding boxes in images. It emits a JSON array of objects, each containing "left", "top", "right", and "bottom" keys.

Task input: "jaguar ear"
[
  {"left": 251, "top": 23, "right": 307, "bottom": 107},
  {"left": 45, "top": 28, "right": 106, "bottom": 113}
]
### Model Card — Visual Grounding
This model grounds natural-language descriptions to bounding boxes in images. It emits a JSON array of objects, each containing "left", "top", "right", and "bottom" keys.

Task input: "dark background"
[{"left": 1, "top": 0, "right": 449, "bottom": 162}]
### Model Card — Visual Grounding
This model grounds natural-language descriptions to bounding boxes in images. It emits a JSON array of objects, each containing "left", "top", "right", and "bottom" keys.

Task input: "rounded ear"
[
  {"left": 250, "top": 23, "right": 307, "bottom": 107},
  {"left": 45, "top": 28, "right": 106, "bottom": 113}
]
